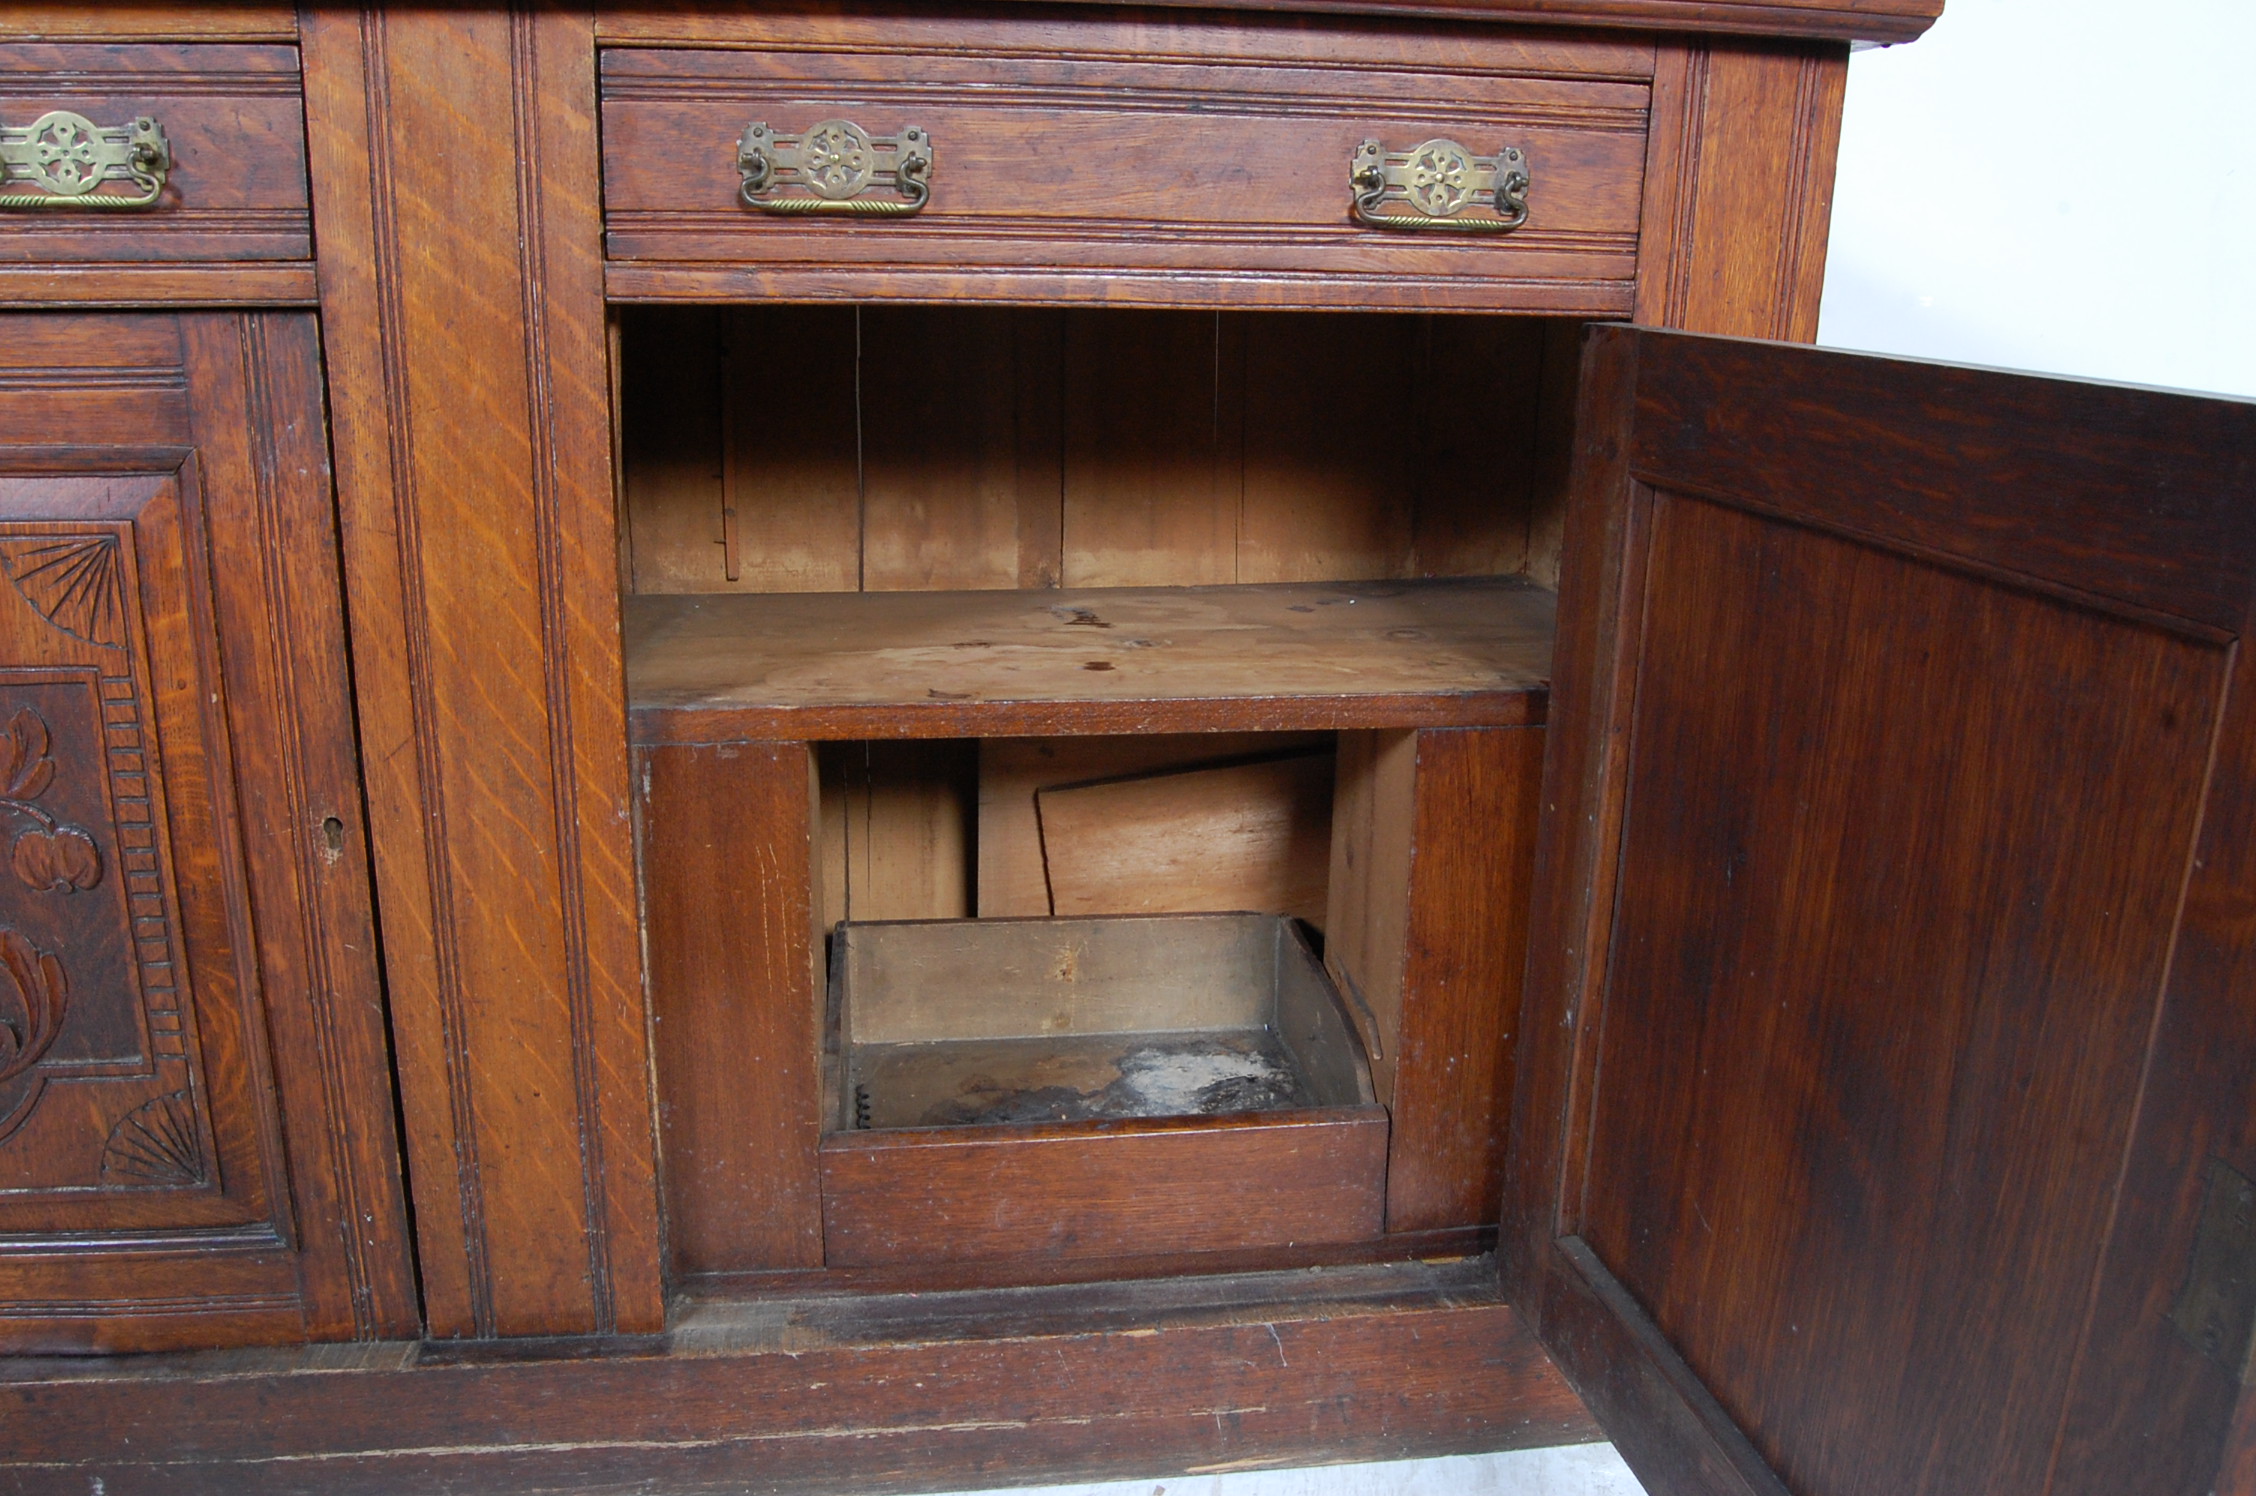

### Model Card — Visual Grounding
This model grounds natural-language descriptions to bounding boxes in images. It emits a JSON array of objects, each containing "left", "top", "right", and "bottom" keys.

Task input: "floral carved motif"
[
  {"left": 0, "top": 929, "right": 67, "bottom": 1088},
  {"left": 0, "top": 706, "right": 101, "bottom": 894},
  {"left": 0, "top": 535, "right": 128, "bottom": 650}
]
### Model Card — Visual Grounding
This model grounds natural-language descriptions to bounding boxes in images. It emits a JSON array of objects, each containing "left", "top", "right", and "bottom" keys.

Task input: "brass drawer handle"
[
  {"left": 1350, "top": 138, "right": 1527, "bottom": 234},
  {"left": 0, "top": 111, "right": 171, "bottom": 210},
  {"left": 737, "top": 120, "right": 931, "bottom": 217}
]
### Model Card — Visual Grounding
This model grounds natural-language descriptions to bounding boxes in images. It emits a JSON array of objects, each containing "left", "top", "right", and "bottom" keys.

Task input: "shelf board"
[{"left": 625, "top": 576, "right": 1554, "bottom": 742}]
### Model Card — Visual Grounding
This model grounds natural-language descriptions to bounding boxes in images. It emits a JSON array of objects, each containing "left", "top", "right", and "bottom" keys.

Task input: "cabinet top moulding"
[{"left": 597, "top": 0, "right": 1941, "bottom": 46}]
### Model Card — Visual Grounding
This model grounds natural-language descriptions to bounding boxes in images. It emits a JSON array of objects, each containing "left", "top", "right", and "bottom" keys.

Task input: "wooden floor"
[
  {"left": 0, "top": 1257, "right": 1599, "bottom": 1496},
  {"left": 626, "top": 576, "right": 1555, "bottom": 741}
]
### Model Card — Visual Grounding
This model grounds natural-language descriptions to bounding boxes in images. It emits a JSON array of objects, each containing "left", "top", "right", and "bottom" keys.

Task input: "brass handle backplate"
[
  {"left": 0, "top": 111, "right": 171, "bottom": 210},
  {"left": 737, "top": 120, "right": 931, "bottom": 217},
  {"left": 1350, "top": 138, "right": 1527, "bottom": 234}
]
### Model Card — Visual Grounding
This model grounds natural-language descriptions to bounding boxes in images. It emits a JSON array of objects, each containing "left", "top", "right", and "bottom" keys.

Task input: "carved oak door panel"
[
  {"left": 1513, "top": 328, "right": 2256, "bottom": 1496},
  {"left": 0, "top": 313, "right": 416, "bottom": 1351}
]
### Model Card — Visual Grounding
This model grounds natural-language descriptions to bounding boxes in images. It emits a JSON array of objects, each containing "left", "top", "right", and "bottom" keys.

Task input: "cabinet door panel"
[
  {"left": 1512, "top": 327, "right": 2256, "bottom": 1496},
  {"left": 0, "top": 313, "right": 415, "bottom": 1351}
]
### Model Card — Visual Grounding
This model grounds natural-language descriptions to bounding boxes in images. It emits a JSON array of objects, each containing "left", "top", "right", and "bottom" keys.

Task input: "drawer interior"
[{"left": 830, "top": 912, "right": 1374, "bottom": 1133}]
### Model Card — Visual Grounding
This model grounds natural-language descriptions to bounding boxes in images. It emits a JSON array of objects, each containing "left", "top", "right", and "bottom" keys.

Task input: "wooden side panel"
[
  {"left": 619, "top": 305, "right": 729, "bottom": 593},
  {"left": 1324, "top": 728, "right": 1417, "bottom": 1101},
  {"left": 1514, "top": 327, "right": 2256, "bottom": 1496},
  {"left": 302, "top": 8, "right": 662, "bottom": 1338},
  {"left": 0, "top": 313, "right": 414, "bottom": 1351},
  {"left": 1384, "top": 727, "right": 1544, "bottom": 1234},
  {"left": 1326, "top": 728, "right": 1544, "bottom": 1234},
  {"left": 640, "top": 742, "right": 824, "bottom": 1276},
  {"left": 820, "top": 1109, "right": 1389, "bottom": 1267},
  {"left": 816, "top": 740, "right": 977, "bottom": 930},
  {"left": 1635, "top": 38, "right": 1847, "bottom": 340}
]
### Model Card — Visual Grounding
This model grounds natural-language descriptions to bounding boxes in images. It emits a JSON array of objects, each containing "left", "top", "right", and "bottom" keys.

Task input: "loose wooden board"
[
  {"left": 1039, "top": 752, "right": 1334, "bottom": 924},
  {"left": 978, "top": 733, "right": 1329, "bottom": 919},
  {"left": 627, "top": 576, "right": 1554, "bottom": 741}
]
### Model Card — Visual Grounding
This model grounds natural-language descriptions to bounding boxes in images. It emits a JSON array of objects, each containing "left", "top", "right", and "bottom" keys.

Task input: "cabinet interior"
[{"left": 617, "top": 303, "right": 1577, "bottom": 1286}]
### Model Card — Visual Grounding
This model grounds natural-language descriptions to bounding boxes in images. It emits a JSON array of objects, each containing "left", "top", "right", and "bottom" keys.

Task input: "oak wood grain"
[
  {"left": 0, "top": 8, "right": 297, "bottom": 41},
  {"left": 0, "top": 264, "right": 318, "bottom": 306},
  {"left": 621, "top": 307, "right": 1556, "bottom": 593},
  {"left": 302, "top": 6, "right": 662, "bottom": 1338},
  {"left": 1635, "top": 38, "right": 1846, "bottom": 339}
]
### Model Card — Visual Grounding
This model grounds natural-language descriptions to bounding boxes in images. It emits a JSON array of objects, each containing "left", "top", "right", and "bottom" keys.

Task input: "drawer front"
[
  {"left": 0, "top": 43, "right": 309, "bottom": 265},
  {"left": 600, "top": 25, "right": 1655, "bottom": 311}
]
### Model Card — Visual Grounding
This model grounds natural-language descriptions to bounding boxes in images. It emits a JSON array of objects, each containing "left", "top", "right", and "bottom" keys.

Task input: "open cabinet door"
[{"left": 1508, "top": 326, "right": 2256, "bottom": 1496}]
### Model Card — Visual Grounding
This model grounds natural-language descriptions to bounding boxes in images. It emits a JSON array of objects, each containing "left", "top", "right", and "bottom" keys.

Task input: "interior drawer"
[
  {"left": 599, "top": 27, "right": 1654, "bottom": 312},
  {"left": 819, "top": 912, "right": 1387, "bottom": 1267},
  {"left": 0, "top": 43, "right": 310, "bottom": 264}
]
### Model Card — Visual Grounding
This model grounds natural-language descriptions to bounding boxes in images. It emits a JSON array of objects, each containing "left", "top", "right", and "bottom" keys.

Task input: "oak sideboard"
[{"left": 3, "top": 5, "right": 2254, "bottom": 1495}]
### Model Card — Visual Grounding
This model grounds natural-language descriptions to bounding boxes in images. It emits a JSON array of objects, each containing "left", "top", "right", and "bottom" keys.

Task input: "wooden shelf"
[{"left": 625, "top": 576, "right": 1554, "bottom": 742}]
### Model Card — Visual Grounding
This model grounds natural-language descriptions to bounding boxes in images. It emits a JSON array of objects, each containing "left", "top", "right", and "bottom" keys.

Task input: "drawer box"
[
  {"left": 599, "top": 19, "right": 1655, "bottom": 311},
  {"left": 819, "top": 912, "right": 1387, "bottom": 1266},
  {"left": 0, "top": 43, "right": 310, "bottom": 265}
]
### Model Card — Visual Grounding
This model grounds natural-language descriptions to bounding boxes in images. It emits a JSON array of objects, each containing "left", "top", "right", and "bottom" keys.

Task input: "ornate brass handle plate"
[
  {"left": 0, "top": 111, "right": 171, "bottom": 210},
  {"left": 1350, "top": 138, "right": 1528, "bottom": 234},
  {"left": 737, "top": 120, "right": 931, "bottom": 217}
]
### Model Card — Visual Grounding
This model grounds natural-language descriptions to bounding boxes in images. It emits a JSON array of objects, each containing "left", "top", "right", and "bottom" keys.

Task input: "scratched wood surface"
[{"left": 626, "top": 576, "right": 1555, "bottom": 741}]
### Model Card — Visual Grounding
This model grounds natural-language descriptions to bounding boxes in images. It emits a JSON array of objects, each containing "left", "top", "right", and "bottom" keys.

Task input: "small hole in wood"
[
  {"left": 320, "top": 816, "right": 346, "bottom": 861},
  {"left": 1082, "top": 661, "right": 1114, "bottom": 672}
]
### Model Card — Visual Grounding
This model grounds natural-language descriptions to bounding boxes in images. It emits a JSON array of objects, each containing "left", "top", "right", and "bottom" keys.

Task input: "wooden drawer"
[
  {"left": 818, "top": 913, "right": 1387, "bottom": 1267},
  {"left": 599, "top": 12, "right": 1656, "bottom": 311},
  {"left": 0, "top": 43, "right": 309, "bottom": 267}
]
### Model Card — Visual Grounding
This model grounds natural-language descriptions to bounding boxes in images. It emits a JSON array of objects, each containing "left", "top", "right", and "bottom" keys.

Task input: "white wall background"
[
  {"left": 919, "top": 7, "right": 2251, "bottom": 1495},
  {"left": 1820, "top": 0, "right": 2256, "bottom": 398}
]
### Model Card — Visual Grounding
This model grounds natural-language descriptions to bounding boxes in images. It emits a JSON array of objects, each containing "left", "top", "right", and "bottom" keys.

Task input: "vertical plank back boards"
[
  {"left": 1512, "top": 326, "right": 2256, "bottom": 1496},
  {"left": 303, "top": 8, "right": 663, "bottom": 1337}
]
